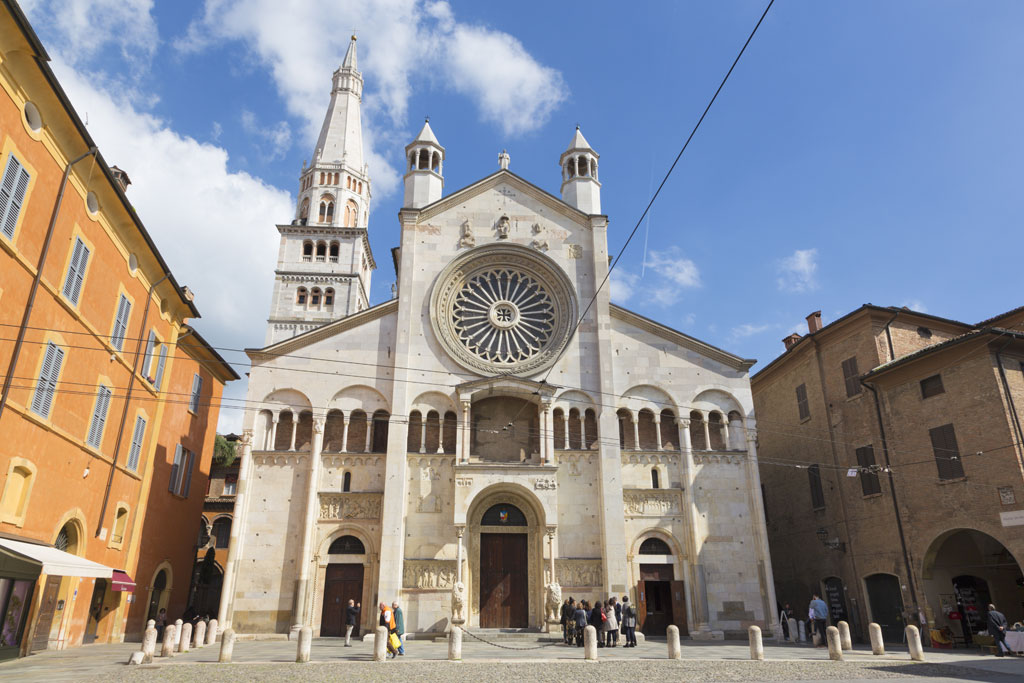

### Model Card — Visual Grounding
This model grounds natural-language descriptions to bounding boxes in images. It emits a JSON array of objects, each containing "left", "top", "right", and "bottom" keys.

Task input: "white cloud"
[
  {"left": 900, "top": 299, "right": 927, "bottom": 313},
  {"left": 730, "top": 323, "right": 773, "bottom": 340},
  {"left": 644, "top": 247, "right": 701, "bottom": 288},
  {"left": 610, "top": 269, "right": 639, "bottom": 304},
  {"left": 23, "top": 0, "right": 158, "bottom": 65},
  {"left": 241, "top": 110, "right": 292, "bottom": 161},
  {"left": 777, "top": 248, "right": 819, "bottom": 292}
]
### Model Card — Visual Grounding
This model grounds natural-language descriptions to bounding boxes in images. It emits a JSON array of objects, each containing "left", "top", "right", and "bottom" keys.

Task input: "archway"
[
  {"left": 317, "top": 531, "right": 371, "bottom": 638},
  {"left": 630, "top": 531, "right": 688, "bottom": 637},
  {"left": 32, "top": 519, "right": 85, "bottom": 652},
  {"left": 864, "top": 573, "right": 904, "bottom": 643}
]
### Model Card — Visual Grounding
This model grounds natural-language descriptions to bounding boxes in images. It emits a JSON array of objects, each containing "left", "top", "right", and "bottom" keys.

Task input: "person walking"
[
  {"left": 604, "top": 599, "right": 619, "bottom": 646},
  {"left": 154, "top": 608, "right": 167, "bottom": 640},
  {"left": 590, "top": 600, "right": 606, "bottom": 647},
  {"left": 391, "top": 601, "right": 405, "bottom": 655},
  {"left": 809, "top": 594, "right": 828, "bottom": 647},
  {"left": 379, "top": 602, "right": 397, "bottom": 659},
  {"left": 574, "top": 601, "right": 588, "bottom": 647},
  {"left": 987, "top": 603, "right": 1011, "bottom": 657},
  {"left": 561, "top": 598, "right": 574, "bottom": 645},
  {"left": 621, "top": 596, "right": 638, "bottom": 647},
  {"left": 344, "top": 599, "right": 360, "bottom": 646}
]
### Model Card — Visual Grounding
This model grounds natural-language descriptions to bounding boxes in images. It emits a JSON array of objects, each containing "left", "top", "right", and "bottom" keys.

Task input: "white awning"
[{"left": 0, "top": 538, "right": 114, "bottom": 579}]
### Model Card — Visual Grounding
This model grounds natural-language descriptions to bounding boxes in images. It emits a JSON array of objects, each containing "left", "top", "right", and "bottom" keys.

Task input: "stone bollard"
[
  {"left": 174, "top": 619, "right": 184, "bottom": 650},
  {"left": 788, "top": 617, "right": 798, "bottom": 642},
  {"left": 180, "top": 622, "right": 193, "bottom": 653},
  {"left": 825, "top": 626, "right": 843, "bottom": 661},
  {"left": 906, "top": 625, "right": 924, "bottom": 661},
  {"left": 147, "top": 619, "right": 155, "bottom": 630},
  {"left": 207, "top": 619, "right": 219, "bottom": 645},
  {"left": 128, "top": 651, "right": 144, "bottom": 665},
  {"left": 219, "top": 628, "right": 236, "bottom": 663},
  {"left": 374, "top": 626, "right": 388, "bottom": 661},
  {"left": 161, "top": 624, "right": 177, "bottom": 657},
  {"left": 142, "top": 626, "right": 157, "bottom": 664},
  {"left": 798, "top": 620, "right": 807, "bottom": 642},
  {"left": 869, "top": 623, "right": 885, "bottom": 655},
  {"left": 749, "top": 625, "right": 764, "bottom": 661},
  {"left": 584, "top": 625, "right": 598, "bottom": 660},
  {"left": 296, "top": 626, "right": 312, "bottom": 663},
  {"left": 448, "top": 626, "right": 462, "bottom": 661},
  {"left": 667, "top": 625, "right": 681, "bottom": 659},
  {"left": 194, "top": 620, "right": 207, "bottom": 648},
  {"left": 838, "top": 620, "right": 852, "bottom": 651}
]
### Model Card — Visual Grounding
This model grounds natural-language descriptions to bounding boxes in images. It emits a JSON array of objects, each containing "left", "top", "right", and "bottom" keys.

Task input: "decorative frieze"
[
  {"left": 544, "top": 559, "right": 603, "bottom": 587},
  {"left": 322, "top": 455, "right": 384, "bottom": 468},
  {"left": 622, "top": 453, "right": 680, "bottom": 465},
  {"left": 252, "top": 453, "right": 308, "bottom": 467},
  {"left": 318, "top": 493, "right": 382, "bottom": 520},
  {"left": 693, "top": 452, "right": 745, "bottom": 465},
  {"left": 622, "top": 488, "right": 682, "bottom": 517},
  {"left": 403, "top": 559, "right": 457, "bottom": 589}
]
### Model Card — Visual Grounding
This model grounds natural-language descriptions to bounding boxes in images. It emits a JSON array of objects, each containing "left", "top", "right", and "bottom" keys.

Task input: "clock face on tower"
[{"left": 431, "top": 243, "right": 578, "bottom": 376}]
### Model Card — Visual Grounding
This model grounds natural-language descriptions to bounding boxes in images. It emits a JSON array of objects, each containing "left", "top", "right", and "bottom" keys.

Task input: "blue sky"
[{"left": 21, "top": 0, "right": 1024, "bottom": 430}]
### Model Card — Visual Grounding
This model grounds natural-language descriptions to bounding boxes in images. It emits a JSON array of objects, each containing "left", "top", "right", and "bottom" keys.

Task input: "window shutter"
[
  {"left": 182, "top": 450, "right": 194, "bottom": 498},
  {"left": 142, "top": 331, "right": 156, "bottom": 378},
  {"left": 842, "top": 357, "right": 861, "bottom": 397},
  {"left": 153, "top": 344, "right": 168, "bottom": 390},
  {"left": 0, "top": 154, "right": 29, "bottom": 239},
  {"left": 127, "top": 416, "right": 146, "bottom": 471},
  {"left": 31, "top": 342, "right": 64, "bottom": 418},
  {"left": 808, "top": 464, "right": 825, "bottom": 510},
  {"left": 62, "top": 238, "right": 90, "bottom": 305},
  {"left": 855, "top": 445, "right": 881, "bottom": 496},
  {"left": 111, "top": 295, "right": 131, "bottom": 351},
  {"left": 87, "top": 385, "right": 113, "bottom": 448},
  {"left": 795, "top": 384, "right": 810, "bottom": 420},
  {"left": 169, "top": 444, "right": 182, "bottom": 493},
  {"left": 190, "top": 374, "right": 203, "bottom": 412},
  {"left": 930, "top": 424, "right": 964, "bottom": 480}
]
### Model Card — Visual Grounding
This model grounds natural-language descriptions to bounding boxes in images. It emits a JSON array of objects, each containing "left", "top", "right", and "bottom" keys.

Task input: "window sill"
[
  {"left": 938, "top": 476, "right": 968, "bottom": 485},
  {"left": 861, "top": 492, "right": 884, "bottom": 500},
  {"left": 845, "top": 393, "right": 863, "bottom": 403},
  {"left": 800, "top": 416, "right": 812, "bottom": 424}
]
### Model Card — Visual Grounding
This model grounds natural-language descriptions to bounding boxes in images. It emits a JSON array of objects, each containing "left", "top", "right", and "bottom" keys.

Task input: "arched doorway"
[
  {"left": 83, "top": 578, "right": 108, "bottom": 644},
  {"left": 864, "top": 574, "right": 904, "bottom": 643},
  {"left": 146, "top": 568, "right": 170, "bottom": 623},
  {"left": 320, "top": 535, "right": 366, "bottom": 637},
  {"left": 31, "top": 520, "right": 83, "bottom": 652},
  {"left": 633, "top": 535, "right": 688, "bottom": 637},
  {"left": 922, "top": 528, "right": 1024, "bottom": 645}
]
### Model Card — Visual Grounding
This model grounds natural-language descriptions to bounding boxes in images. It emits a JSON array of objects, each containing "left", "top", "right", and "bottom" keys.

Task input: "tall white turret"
[
  {"left": 403, "top": 119, "right": 444, "bottom": 209},
  {"left": 264, "top": 36, "right": 376, "bottom": 345},
  {"left": 559, "top": 126, "right": 600, "bottom": 214}
]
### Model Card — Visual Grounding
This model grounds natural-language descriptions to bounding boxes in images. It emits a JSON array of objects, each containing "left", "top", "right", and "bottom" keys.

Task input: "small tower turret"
[
  {"left": 403, "top": 119, "right": 444, "bottom": 209},
  {"left": 559, "top": 126, "right": 600, "bottom": 214}
]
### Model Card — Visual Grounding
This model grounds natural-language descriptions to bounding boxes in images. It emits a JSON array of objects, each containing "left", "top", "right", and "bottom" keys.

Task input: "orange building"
[{"left": 0, "top": 1, "right": 237, "bottom": 658}]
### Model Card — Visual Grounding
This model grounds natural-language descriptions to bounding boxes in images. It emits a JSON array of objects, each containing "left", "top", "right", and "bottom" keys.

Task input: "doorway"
[
  {"left": 84, "top": 579, "right": 108, "bottom": 644},
  {"left": 952, "top": 575, "right": 990, "bottom": 643},
  {"left": 30, "top": 576, "right": 61, "bottom": 653},
  {"left": 479, "top": 533, "right": 528, "bottom": 628},
  {"left": 320, "top": 564, "right": 364, "bottom": 637},
  {"left": 637, "top": 563, "right": 687, "bottom": 636},
  {"left": 865, "top": 574, "right": 905, "bottom": 642}
]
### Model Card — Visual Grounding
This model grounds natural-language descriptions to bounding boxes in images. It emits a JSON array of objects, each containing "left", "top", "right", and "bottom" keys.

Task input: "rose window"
[{"left": 431, "top": 243, "right": 577, "bottom": 375}]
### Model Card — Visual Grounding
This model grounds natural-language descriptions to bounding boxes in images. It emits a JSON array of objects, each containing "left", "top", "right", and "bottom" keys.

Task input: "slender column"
[
  {"left": 547, "top": 527, "right": 557, "bottom": 583},
  {"left": 218, "top": 430, "right": 253, "bottom": 627},
  {"left": 364, "top": 417, "right": 373, "bottom": 452},
  {"left": 456, "top": 526, "right": 465, "bottom": 583},
  {"left": 563, "top": 414, "right": 570, "bottom": 450},
  {"left": 340, "top": 417, "right": 350, "bottom": 453},
  {"left": 293, "top": 417, "right": 325, "bottom": 628},
  {"left": 678, "top": 417, "right": 702, "bottom": 632},
  {"left": 542, "top": 400, "right": 555, "bottom": 464},
  {"left": 290, "top": 415, "right": 298, "bottom": 451},
  {"left": 701, "top": 411, "right": 711, "bottom": 452},
  {"left": 632, "top": 417, "right": 640, "bottom": 452},
  {"left": 461, "top": 401, "right": 471, "bottom": 463},
  {"left": 654, "top": 415, "right": 663, "bottom": 451},
  {"left": 721, "top": 419, "right": 731, "bottom": 451},
  {"left": 419, "top": 418, "right": 427, "bottom": 454},
  {"left": 269, "top": 418, "right": 279, "bottom": 451},
  {"left": 581, "top": 415, "right": 588, "bottom": 450}
]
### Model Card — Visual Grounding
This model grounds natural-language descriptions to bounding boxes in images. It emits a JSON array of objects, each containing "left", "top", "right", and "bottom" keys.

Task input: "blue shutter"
[
  {"left": 111, "top": 295, "right": 131, "bottom": 351},
  {"left": 141, "top": 331, "right": 156, "bottom": 379},
  {"left": 153, "top": 344, "right": 168, "bottom": 390},
  {"left": 127, "top": 416, "right": 146, "bottom": 471},
  {"left": 0, "top": 154, "right": 29, "bottom": 239},
  {"left": 189, "top": 374, "right": 203, "bottom": 412},
  {"left": 182, "top": 450, "right": 194, "bottom": 498},
  {"left": 31, "top": 342, "right": 64, "bottom": 418},
  {"left": 62, "top": 238, "right": 90, "bottom": 305},
  {"left": 169, "top": 444, "right": 182, "bottom": 494},
  {"left": 87, "top": 385, "right": 112, "bottom": 448}
]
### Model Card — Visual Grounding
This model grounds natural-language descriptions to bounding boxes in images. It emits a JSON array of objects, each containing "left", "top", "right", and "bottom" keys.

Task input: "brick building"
[
  {"left": 189, "top": 437, "right": 239, "bottom": 620},
  {"left": 752, "top": 305, "right": 1024, "bottom": 645},
  {"left": 0, "top": 1, "right": 237, "bottom": 658}
]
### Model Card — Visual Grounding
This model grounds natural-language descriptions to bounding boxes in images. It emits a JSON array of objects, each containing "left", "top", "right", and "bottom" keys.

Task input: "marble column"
[
  {"left": 546, "top": 527, "right": 556, "bottom": 583},
  {"left": 461, "top": 401, "right": 471, "bottom": 463},
  {"left": 701, "top": 411, "right": 711, "bottom": 452},
  {"left": 456, "top": 526, "right": 465, "bottom": 583},
  {"left": 293, "top": 417, "right": 325, "bottom": 628},
  {"left": 419, "top": 418, "right": 427, "bottom": 454},
  {"left": 269, "top": 418, "right": 279, "bottom": 451},
  {"left": 218, "top": 430, "right": 253, "bottom": 627},
  {"left": 542, "top": 400, "right": 555, "bottom": 464},
  {"left": 364, "top": 417, "right": 373, "bottom": 452},
  {"left": 721, "top": 418, "right": 730, "bottom": 451},
  {"left": 581, "top": 416, "right": 588, "bottom": 450},
  {"left": 290, "top": 415, "right": 298, "bottom": 451},
  {"left": 632, "top": 417, "right": 640, "bottom": 451},
  {"left": 654, "top": 415, "right": 663, "bottom": 451},
  {"left": 340, "top": 417, "right": 349, "bottom": 453},
  {"left": 562, "top": 414, "right": 570, "bottom": 451}
]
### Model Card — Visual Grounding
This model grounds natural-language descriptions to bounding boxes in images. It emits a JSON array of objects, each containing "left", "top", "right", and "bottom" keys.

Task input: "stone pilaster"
[
  {"left": 293, "top": 417, "right": 325, "bottom": 628},
  {"left": 218, "top": 429, "right": 253, "bottom": 627}
]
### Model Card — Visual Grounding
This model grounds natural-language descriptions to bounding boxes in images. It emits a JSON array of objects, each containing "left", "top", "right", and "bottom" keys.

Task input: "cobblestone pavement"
[{"left": 2, "top": 636, "right": 1023, "bottom": 682}]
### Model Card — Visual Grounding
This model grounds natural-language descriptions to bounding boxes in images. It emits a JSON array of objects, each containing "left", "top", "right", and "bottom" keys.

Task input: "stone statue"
[
  {"left": 495, "top": 215, "right": 510, "bottom": 239},
  {"left": 545, "top": 582, "right": 562, "bottom": 622},
  {"left": 459, "top": 220, "right": 475, "bottom": 248},
  {"left": 451, "top": 581, "right": 467, "bottom": 623},
  {"left": 530, "top": 222, "right": 548, "bottom": 251}
]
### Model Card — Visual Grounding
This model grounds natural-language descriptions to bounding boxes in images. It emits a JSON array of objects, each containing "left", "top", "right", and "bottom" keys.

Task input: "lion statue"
[
  {"left": 451, "top": 581, "right": 467, "bottom": 623},
  {"left": 545, "top": 582, "right": 562, "bottom": 622}
]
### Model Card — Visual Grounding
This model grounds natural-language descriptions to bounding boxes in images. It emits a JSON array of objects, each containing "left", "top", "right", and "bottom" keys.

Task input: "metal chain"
[{"left": 457, "top": 625, "right": 565, "bottom": 651}]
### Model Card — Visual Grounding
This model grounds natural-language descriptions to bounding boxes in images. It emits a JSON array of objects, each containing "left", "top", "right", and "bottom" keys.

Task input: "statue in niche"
[
  {"left": 495, "top": 214, "right": 511, "bottom": 239},
  {"left": 451, "top": 581, "right": 467, "bottom": 623},
  {"left": 459, "top": 219, "right": 475, "bottom": 248},
  {"left": 531, "top": 222, "right": 548, "bottom": 251}
]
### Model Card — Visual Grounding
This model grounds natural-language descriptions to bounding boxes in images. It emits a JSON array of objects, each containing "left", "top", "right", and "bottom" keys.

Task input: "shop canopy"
[
  {"left": 0, "top": 538, "right": 114, "bottom": 578},
  {"left": 111, "top": 569, "right": 136, "bottom": 592}
]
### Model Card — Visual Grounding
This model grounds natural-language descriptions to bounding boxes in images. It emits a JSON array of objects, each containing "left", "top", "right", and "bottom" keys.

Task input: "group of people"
[{"left": 559, "top": 596, "right": 638, "bottom": 648}]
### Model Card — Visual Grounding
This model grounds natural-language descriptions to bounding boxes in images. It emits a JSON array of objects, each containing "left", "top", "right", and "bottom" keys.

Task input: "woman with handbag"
[{"left": 379, "top": 602, "right": 399, "bottom": 659}]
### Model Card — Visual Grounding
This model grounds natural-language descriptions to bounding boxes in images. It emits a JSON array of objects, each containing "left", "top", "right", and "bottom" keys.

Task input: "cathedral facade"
[{"left": 219, "top": 37, "right": 779, "bottom": 640}]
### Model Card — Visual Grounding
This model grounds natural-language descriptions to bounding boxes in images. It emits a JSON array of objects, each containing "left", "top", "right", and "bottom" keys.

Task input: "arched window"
[
  {"left": 212, "top": 517, "right": 231, "bottom": 548},
  {"left": 553, "top": 408, "right": 566, "bottom": 450},
  {"left": 296, "top": 287, "right": 308, "bottom": 305},
  {"left": 328, "top": 535, "right": 365, "bottom": 554},
  {"left": 568, "top": 408, "right": 582, "bottom": 450},
  {"left": 342, "top": 471, "right": 351, "bottom": 492},
  {"left": 639, "top": 537, "right": 672, "bottom": 555},
  {"left": 315, "top": 241, "right": 326, "bottom": 261},
  {"left": 708, "top": 412, "right": 726, "bottom": 450},
  {"left": 318, "top": 202, "right": 326, "bottom": 223},
  {"left": 319, "top": 172, "right": 324, "bottom": 184},
  {"left": 660, "top": 409, "right": 677, "bottom": 449},
  {"left": 346, "top": 176, "right": 351, "bottom": 189},
  {"left": 299, "top": 198, "right": 309, "bottom": 222},
  {"left": 302, "top": 241, "right": 313, "bottom": 261},
  {"left": 346, "top": 199, "right": 358, "bottom": 227},
  {"left": 310, "top": 288, "right": 322, "bottom": 306},
  {"left": 0, "top": 462, "right": 35, "bottom": 524},
  {"left": 372, "top": 410, "right": 390, "bottom": 453},
  {"left": 651, "top": 468, "right": 660, "bottom": 489},
  {"left": 358, "top": 181, "right": 363, "bottom": 194},
  {"left": 689, "top": 410, "right": 706, "bottom": 450},
  {"left": 111, "top": 505, "right": 129, "bottom": 544},
  {"left": 584, "top": 409, "right": 598, "bottom": 449},
  {"left": 329, "top": 242, "right": 339, "bottom": 262},
  {"left": 443, "top": 411, "right": 457, "bottom": 454},
  {"left": 481, "top": 504, "right": 527, "bottom": 526},
  {"left": 637, "top": 409, "right": 657, "bottom": 450},
  {"left": 617, "top": 409, "right": 635, "bottom": 450},
  {"left": 408, "top": 411, "right": 423, "bottom": 452},
  {"left": 324, "top": 288, "right": 334, "bottom": 306},
  {"left": 325, "top": 202, "right": 334, "bottom": 223},
  {"left": 425, "top": 410, "right": 441, "bottom": 453}
]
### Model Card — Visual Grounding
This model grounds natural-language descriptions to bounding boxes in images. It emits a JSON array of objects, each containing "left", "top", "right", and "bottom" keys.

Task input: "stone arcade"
[{"left": 219, "top": 37, "right": 779, "bottom": 640}]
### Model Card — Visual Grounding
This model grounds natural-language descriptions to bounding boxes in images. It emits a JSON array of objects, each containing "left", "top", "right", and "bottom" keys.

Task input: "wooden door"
[
  {"left": 31, "top": 576, "right": 61, "bottom": 652},
  {"left": 636, "top": 580, "right": 647, "bottom": 632},
  {"left": 320, "top": 564, "right": 363, "bottom": 637},
  {"left": 670, "top": 580, "right": 688, "bottom": 636},
  {"left": 480, "top": 533, "right": 528, "bottom": 628}
]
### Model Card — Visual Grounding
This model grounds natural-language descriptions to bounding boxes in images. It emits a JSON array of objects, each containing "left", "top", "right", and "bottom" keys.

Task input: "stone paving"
[{"left": 2, "top": 636, "right": 1023, "bottom": 682}]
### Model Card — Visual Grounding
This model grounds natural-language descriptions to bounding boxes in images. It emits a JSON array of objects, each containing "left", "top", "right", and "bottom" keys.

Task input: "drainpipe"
[
  {"left": 994, "top": 339, "right": 1024, "bottom": 466},
  {"left": 861, "top": 379, "right": 921, "bottom": 626},
  {"left": 882, "top": 312, "right": 899, "bottom": 362},
  {"left": 95, "top": 272, "right": 170, "bottom": 537},
  {"left": 0, "top": 146, "right": 98, "bottom": 422}
]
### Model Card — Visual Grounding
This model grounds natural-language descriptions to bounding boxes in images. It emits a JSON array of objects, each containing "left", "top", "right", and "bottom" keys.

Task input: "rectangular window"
[
  {"left": 110, "top": 295, "right": 132, "bottom": 352},
  {"left": 169, "top": 445, "right": 194, "bottom": 497},
  {"left": 61, "top": 237, "right": 90, "bottom": 306},
  {"left": 841, "top": 357, "right": 861, "bottom": 397},
  {"left": 808, "top": 464, "right": 825, "bottom": 510},
  {"left": 126, "top": 415, "right": 146, "bottom": 471},
  {"left": 169, "top": 444, "right": 182, "bottom": 494},
  {"left": 181, "top": 450, "right": 193, "bottom": 498},
  {"left": 153, "top": 344, "right": 168, "bottom": 390},
  {"left": 920, "top": 374, "right": 945, "bottom": 399},
  {"left": 0, "top": 154, "right": 30, "bottom": 240},
  {"left": 855, "top": 445, "right": 882, "bottom": 496},
  {"left": 224, "top": 475, "right": 237, "bottom": 496},
  {"left": 796, "top": 383, "right": 810, "bottom": 420},
  {"left": 929, "top": 423, "right": 965, "bottom": 480},
  {"left": 30, "top": 342, "right": 65, "bottom": 418},
  {"left": 86, "top": 385, "right": 113, "bottom": 448},
  {"left": 189, "top": 374, "right": 203, "bottom": 413},
  {"left": 141, "top": 330, "right": 156, "bottom": 379}
]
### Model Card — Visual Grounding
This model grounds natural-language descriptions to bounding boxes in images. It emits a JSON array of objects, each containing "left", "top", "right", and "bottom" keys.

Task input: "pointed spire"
[
  {"left": 566, "top": 125, "right": 593, "bottom": 152},
  {"left": 342, "top": 35, "right": 358, "bottom": 70},
  {"left": 413, "top": 118, "right": 440, "bottom": 145}
]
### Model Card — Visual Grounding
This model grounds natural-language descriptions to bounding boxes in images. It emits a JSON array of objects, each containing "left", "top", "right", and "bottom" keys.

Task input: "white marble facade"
[{"left": 219, "top": 43, "right": 779, "bottom": 640}]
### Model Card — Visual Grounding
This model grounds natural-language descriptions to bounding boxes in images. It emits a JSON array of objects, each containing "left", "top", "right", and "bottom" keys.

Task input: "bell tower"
[
  {"left": 559, "top": 126, "right": 601, "bottom": 214},
  {"left": 403, "top": 119, "right": 444, "bottom": 209}
]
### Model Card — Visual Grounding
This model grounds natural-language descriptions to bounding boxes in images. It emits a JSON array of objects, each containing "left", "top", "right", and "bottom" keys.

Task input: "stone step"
[{"left": 431, "top": 629, "right": 562, "bottom": 643}]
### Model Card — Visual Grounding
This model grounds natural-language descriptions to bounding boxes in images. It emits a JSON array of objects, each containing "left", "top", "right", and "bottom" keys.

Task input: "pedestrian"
[
  {"left": 779, "top": 602, "right": 790, "bottom": 641},
  {"left": 391, "top": 601, "right": 405, "bottom": 655},
  {"left": 154, "top": 608, "right": 167, "bottom": 640},
  {"left": 379, "top": 602, "right": 397, "bottom": 659},
  {"left": 604, "top": 599, "right": 619, "bottom": 646},
  {"left": 621, "top": 596, "right": 637, "bottom": 647},
  {"left": 808, "top": 594, "right": 828, "bottom": 647},
  {"left": 987, "top": 603, "right": 1011, "bottom": 657},
  {"left": 344, "top": 599, "right": 360, "bottom": 646},
  {"left": 561, "top": 598, "right": 574, "bottom": 644},
  {"left": 590, "top": 600, "right": 606, "bottom": 647},
  {"left": 574, "top": 601, "right": 587, "bottom": 647},
  {"left": 612, "top": 596, "right": 622, "bottom": 646}
]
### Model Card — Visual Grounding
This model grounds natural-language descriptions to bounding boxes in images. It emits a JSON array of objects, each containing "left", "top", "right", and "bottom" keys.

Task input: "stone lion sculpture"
[
  {"left": 451, "top": 581, "right": 467, "bottom": 623},
  {"left": 545, "top": 582, "right": 562, "bottom": 622}
]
